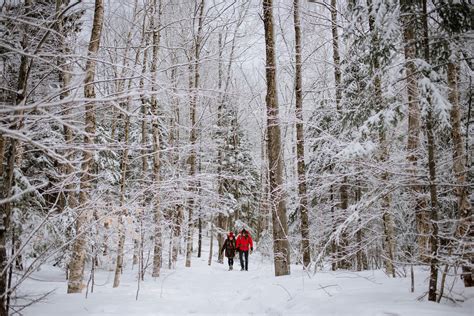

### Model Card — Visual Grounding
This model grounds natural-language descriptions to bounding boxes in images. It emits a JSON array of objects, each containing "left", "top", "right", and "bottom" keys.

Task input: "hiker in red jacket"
[{"left": 236, "top": 229, "right": 253, "bottom": 271}]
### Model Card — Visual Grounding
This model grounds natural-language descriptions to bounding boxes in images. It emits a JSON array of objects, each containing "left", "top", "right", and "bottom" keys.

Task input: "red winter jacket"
[{"left": 236, "top": 232, "right": 253, "bottom": 251}]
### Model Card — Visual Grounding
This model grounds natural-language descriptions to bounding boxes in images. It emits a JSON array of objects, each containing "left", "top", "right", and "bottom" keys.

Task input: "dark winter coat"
[{"left": 220, "top": 238, "right": 236, "bottom": 258}]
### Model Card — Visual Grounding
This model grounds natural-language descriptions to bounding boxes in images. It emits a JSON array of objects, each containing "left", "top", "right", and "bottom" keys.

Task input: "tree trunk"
[
  {"left": 113, "top": 213, "right": 126, "bottom": 288},
  {"left": 112, "top": 0, "right": 140, "bottom": 287},
  {"left": 367, "top": 0, "right": 396, "bottom": 277},
  {"left": 330, "top": 0, "right": 342, "bottom": 111},
  {"left": 172, "top": 205, "right": 183, "bottom": 267},
  {"left": 355, "top": 183, "right": 368, "bottom": 271},
  {"left": 113, "top": 108, "right": 131, "bottom": 288},
  {"left": 330, "top": 0, "right": 350, "bottom": 270},
  {"left": 420, "top": 1, "right": 440, "bottom": 300},
  {"left": 330, "top": 184, "right": 337, "bottom": 271},
  {"left": 198, "top": 217, "right": 202, "bottom": 258},
  {"left": 338, "top": 176, "right": 350, "bottom": 269},
  {"left": 400, "top": 0, "right": 429, "bottom": 263},
  {"left": 293, "top": 0, "right": 311, "bottom": 269},
  {"left": 0, "top": 134, "right": 4, "bottom": 178},
  {"left": 263, "top": 0, "right": 291, "bottom": 277},
  {"left": 185, "top": 0, "right": 205, "bottom": 268},
  {"left": 216, "top": 214, "right": 228, "bottom": 263},
  {"left": 150, "top": 0, "right": 164, "bottom": 278},
  {"left": 257, "top": 137, "right": 270, "bottom": 242},
  {"left": 135, "top": 10, "right": 151, "bottom": 268},
  {"left": 258, "top": 167, "right": 270, "bottom": 241},
  {"left": 56, "top": 0, "right": 78, "bottom": 217},
  {"left": 67, "top": 0, "right": 104, "bottom": 294},
  {"left": 208, "top": 216, "right": 214, "bottom": 266},
  {"left": 168, "top": 57, "right": 181, "bottom": 269},
  {"left": 0, "top": 1, "right": 33, "bottom": 312},
  {"left": 426, "top": 98, "right": 440, "bottom": 302},
  {"left": 447, "top": 61, "right": 473, "bottom": 287}
]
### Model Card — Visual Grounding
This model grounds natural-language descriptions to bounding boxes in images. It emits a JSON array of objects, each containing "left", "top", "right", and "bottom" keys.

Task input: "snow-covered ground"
[{"left": 18, "top": 240, "right": 474, "bottom": 315}]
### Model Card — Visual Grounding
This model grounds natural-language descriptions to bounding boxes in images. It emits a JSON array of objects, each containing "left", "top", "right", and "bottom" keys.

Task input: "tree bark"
[
  {"left": 113, "top": 102, "right": 131, "bottom": 288},
  {"left": 330, "top": 0, "right": 350, "bottom": 270},
  {"left": 338, "top": 176, "right": 350, "bottom": 269},
  {"left": 216, "top": 32, "right": 226, "bottom": 264},
  {"left": 168, "top": 56, "right": 182, "bottom": 269},
  {"left": 172, "top": 205, "right": 183, "bottom": 267},
  {"left": 293, "top": 0, "right": 311, "bottom": 269},
  {"left": 355, "top": 182, "right": 368, "bottom": 270},
  {"left": 112, "top": 0, "right": 140, "bottom": 287},
  {"left": 208, "top": 216, "right": 214, "bottom": 266},
  {"left": 447, "top": 61, "right": 473, "bottom": 287},
  {"left": 150, "top": 0, "right": 164, "bottom": 278},
  {"left": 185, "top": 0, "right": 205, "bottom": 268},
  {"left": 198, "top": 217, "right": 202, "bottom": 258},
  {"left": 263, "top": 0, "right": 291, "bottom": 277},
  {"left": 0, "top": 134, "right": 4, "bottom": 179},
  {"left": 330, "top": 0, "right": 342, "bottom": 111},
  {"left": 367, "top": 0, "right": 396, "bottom": 277},
  {"left": 67, "top": 0, "right": 104, "bottom": 294},
  {"left": 55, "top": 1, "right": 79, "bottom": 284},
  {"left": 257, "top": 144, "right": 270, "bottom": 242},
  {"left": 330, "top": 184, "right": 337, "bottom": 271},
  {"left": 216, "top": 214, "right": 227, "bottom": 263},
  {"left": 400, "top": 0, "right": 429, "bottom": 263},
  {"left": 0, "top": 1, "right": 33, "bottom": 312},
  {"left": 56, "top": 0, "right": 78, "bottom": 215},
  {"left": 419, "top": 1, "right": 440, "bottom": 300},
  {"left": 426, "top": 97, "right": 440, "bottom": 302},
  {"left": 135, "top": 9, "right": 151, "bottom": 268}
]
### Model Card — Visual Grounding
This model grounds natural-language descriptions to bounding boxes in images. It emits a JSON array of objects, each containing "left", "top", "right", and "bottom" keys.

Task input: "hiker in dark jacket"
[
  {"left": 220, "top": 232, "right": 236, "bottom": 270},
  {"left": 236, "top": 229, "right": 253, "bottom": 271}
]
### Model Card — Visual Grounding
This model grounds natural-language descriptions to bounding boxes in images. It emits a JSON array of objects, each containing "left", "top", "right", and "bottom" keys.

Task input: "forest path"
[{"left": 20, "top": 238, "right": 474, "bottom": 315}]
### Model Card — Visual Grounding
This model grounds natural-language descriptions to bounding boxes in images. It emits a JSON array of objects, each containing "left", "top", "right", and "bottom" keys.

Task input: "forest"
[{"left": 0, "top": 0, "right": 472, "bottom": 315}]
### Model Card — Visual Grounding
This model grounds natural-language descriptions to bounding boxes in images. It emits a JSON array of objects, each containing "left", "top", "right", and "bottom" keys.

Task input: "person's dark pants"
[
  {"left": 239, "top": 250, "right": 249, "bottom": 270},
  {"left": 227, "top": 257, "right": 234, "bottom": 267}
]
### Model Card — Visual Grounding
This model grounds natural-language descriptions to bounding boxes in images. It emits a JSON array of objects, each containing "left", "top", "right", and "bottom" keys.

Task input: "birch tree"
[{"left": 67, "top": 0, "right": 104, "bottom": 294}]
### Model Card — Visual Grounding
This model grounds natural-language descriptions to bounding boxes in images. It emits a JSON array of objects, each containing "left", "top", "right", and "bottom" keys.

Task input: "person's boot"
[
  {"left": 230, "top": 265, "right": 233, "bottom": 271},
  {"left": 228, "top": 266, "right": 231, "bottom": 271},
  {"left": 241, "top": 267, "right": 244, "bottom": 271}
]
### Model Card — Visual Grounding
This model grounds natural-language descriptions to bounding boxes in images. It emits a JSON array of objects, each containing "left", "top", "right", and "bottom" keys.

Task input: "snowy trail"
[
  {"left": 19, "top": 242, "right": 474, "bottom": 316},
  {"left": 21, "top": 253, "right": 300, "bottom": 316}
]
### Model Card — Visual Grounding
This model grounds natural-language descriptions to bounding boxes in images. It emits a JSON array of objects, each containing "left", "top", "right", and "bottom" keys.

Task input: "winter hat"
[{"left": 228, "top": 232, "right": 234, "bottom": 237}]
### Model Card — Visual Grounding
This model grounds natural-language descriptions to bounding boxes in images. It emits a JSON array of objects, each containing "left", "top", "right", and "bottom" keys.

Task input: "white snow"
[
  {"left": 337, "top": 141, "right": 376, "bottom": 159},
  {"left": 18, "top": 238, "right": 474, "bottom": 316}
]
